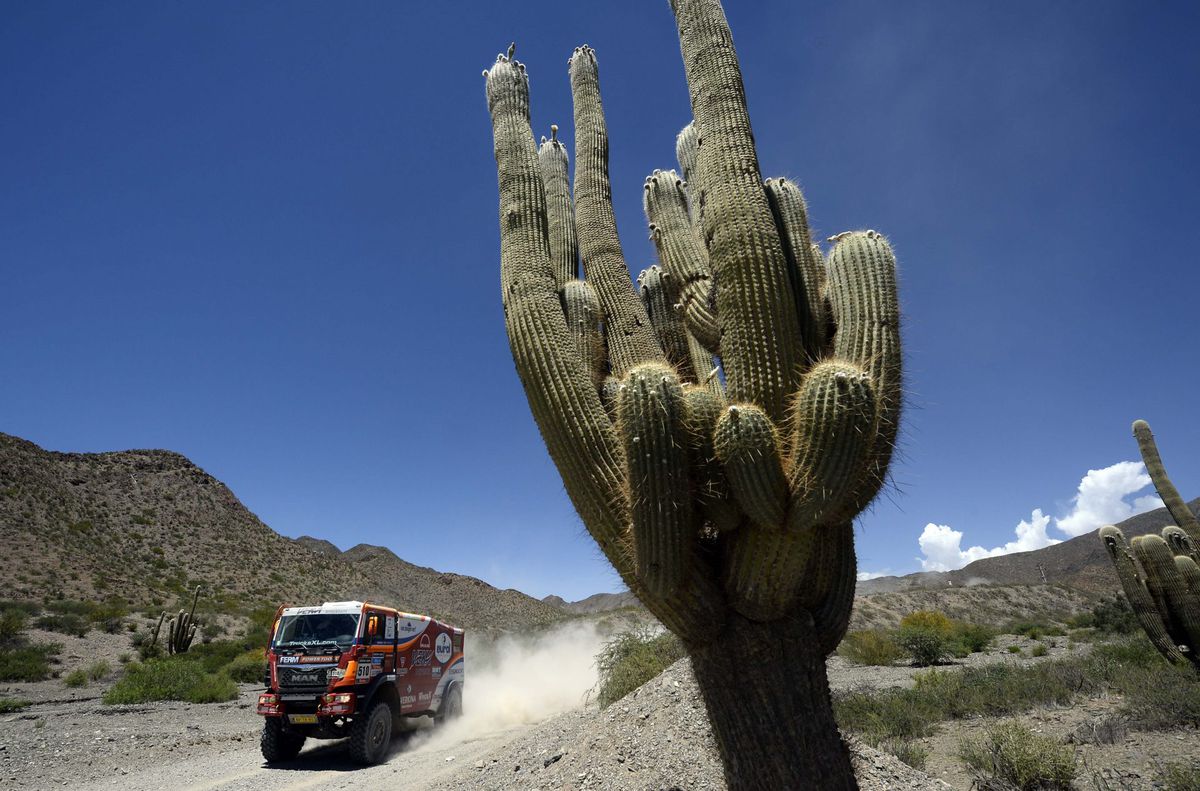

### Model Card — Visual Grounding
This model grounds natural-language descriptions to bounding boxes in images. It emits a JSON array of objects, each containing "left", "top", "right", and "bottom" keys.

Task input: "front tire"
[
  {"left": 348, "top": 700, "right": 393, "bottom": 765},
  {"left": 261, "top": 718, "right": 305, "bottom": 763}
]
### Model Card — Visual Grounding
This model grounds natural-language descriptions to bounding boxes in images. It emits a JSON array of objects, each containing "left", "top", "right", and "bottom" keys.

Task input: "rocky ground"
[{"left": 3, "top": 631, "right": 1197, "bottom": 790}]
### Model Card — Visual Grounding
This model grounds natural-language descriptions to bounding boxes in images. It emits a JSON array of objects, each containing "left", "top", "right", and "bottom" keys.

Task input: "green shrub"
[
  {"left": 0, "top": 697, "right": 30, "bottom": 714},
  {"left": 878, "top": 737, "right": 928, "bottom": 771},
  {"left": 1161, "top": 761, "right": 1200, "bottom": 791},
  {"left": 1117, "top": 662, "right": 1200, "bottom": 730},
  {"left": 0, "top": 607, "right": 29, "bottom": 644},
  {"left": 86, "top": 660, "right": 110, "bottom": 681},
  {"left": 226, "top": 650, "right": 267, "bottom": 683},
  {"left": 897, "top": 626, "right": 953, "bottom": 666},
  {"left": 839, "top": 630, "right": 903, "bottom": 666},
  {"left": 35, "top": 612, "right": 89, "bottom": 638},
  {"left": 899, "top": 610, "right": 954, "bottom": 635},
  {"left": 1004, "top": 620, "right": 1066, "bottom": 640},
  {"left": 102, "top": 657, "right": 236, "bottom": 704},
  {"left": 957, "top": 721, "right": 1076, "bottom": 790},
  {"left": 64, "top": 669, "right": 88, "bottom": 687},
  {"left": 0, "top": 642, "right": 61, "bottom": 682},
  {"left": 1071, "top": 595, "right": 1138, "bottom": 635},
  {"left": 950, "top": 622, "right": 994, "bottom": 655},
  {"left": 594, "top": 628, "right": 686, "bottom": 709}
]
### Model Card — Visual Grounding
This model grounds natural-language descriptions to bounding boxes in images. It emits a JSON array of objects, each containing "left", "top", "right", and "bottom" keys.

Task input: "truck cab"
[{"left": 255, "top": 600, "right": 464, "bottom": 764}]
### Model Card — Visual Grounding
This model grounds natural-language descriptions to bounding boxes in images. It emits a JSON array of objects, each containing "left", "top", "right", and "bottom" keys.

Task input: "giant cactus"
[
  {"left": 1100, "top": 420, "right": 1200, "bottom": 668},
  {"left": 483, "top": 2, "right": 901, "bottom": 787}
]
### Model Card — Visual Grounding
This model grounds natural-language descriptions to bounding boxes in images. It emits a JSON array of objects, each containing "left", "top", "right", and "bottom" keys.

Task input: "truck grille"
[{"left": 277, "top": 666, "right": 333, "bottom": 688}]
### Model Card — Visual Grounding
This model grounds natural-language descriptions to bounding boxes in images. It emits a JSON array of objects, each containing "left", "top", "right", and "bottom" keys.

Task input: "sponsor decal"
[{"left": 435, "top": 633, "right": 452, "bottom": 664}]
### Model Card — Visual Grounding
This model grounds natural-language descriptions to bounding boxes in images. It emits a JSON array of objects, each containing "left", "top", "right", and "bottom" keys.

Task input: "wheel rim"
[{"left": 369, "top": 712, "right": 387, "bottom": 751}]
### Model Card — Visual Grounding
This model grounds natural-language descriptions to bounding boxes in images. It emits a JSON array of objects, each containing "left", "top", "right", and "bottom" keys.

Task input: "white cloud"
[
  {"left": 918, "top": 509, "right": 1057, "bottom": 572},
  {"left": 914, "top": 461, "right": 1164, "bottom": 573},
  {"left": 857, "top": 570, "right": 889, "bottom": 581},
  {"left": 1055, "top": 461, "right": 1163, "bottom": 537}
]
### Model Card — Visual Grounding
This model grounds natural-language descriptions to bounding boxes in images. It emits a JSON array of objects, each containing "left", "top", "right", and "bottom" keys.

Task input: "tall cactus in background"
[
  {"left": 483, "top": 1, "right": 901, "bottom": 787},
  {"left": 1101, "top": 420, "right": 1200, "bottom": 668}
]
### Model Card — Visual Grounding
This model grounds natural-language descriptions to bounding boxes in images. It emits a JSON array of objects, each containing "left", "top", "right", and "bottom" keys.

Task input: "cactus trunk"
[{"left": 690, "top": 613, "right": 855, "bottom": 790}]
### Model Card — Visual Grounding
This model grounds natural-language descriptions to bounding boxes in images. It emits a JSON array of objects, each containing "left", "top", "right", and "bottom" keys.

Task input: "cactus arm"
[
  {"left": 787, "top": 361, "right": 878, "bottom": 529},
  {"left": 618, "top": 363, "right": 694, "bottom": 597},
  {"left": 638, "top": 265, "right": 698, "bottom": 382},
  {"left": 1100, "top": 526, "right": 1189, "bottom": 664},
  {"left": 485, "top": 52, "right": 632, "bottom": 574},
  {"left": 1133, "top": 534, "right": 1200, "bottom": 657},
  {"left": 764, "top": 177, "right": 827, "bottom": 365},
  {"left": 825, "top": 231, "right": 902, "bottom": 512},
  {"left": 683, "top": 385, "right": 741, "bottom": 533},
  {"left": 568, "top": 46, "right": 664, "bottom": 375},
  {"left": 813, "top": 525, "right": 857, "bottom": 655},
  {"left": 1133, "top": 419, "right": 1200, "bottom": 544},
  {"left": 562, "top": 279, "right": 607, "bottom": 386},
  {"left": 713, "top": 404, "right": 788, "bottom": 529},
  {"left": 1162, "top": 525, "right": 1200, "bottom": 566},
  {"left": 151, "top": 611, "right": 165, "bottom": 648},
  {"left": 675, "top": 122, "right": 699, "bottom": 199},
  {"left": 643, "top": 169, "right": 720, "bottom": 351},
  {"left": 669, "top": 0, "right": 804, "bottom": 422},
  {"left": 537, "top": 125, "right": 579, "bottom": 291},
  {"left": 1176, "top": 555, "right": 1200, "bottom": 597}
]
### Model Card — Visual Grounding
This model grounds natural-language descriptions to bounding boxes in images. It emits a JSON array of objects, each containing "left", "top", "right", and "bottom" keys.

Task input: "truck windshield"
[{"left": 273, "top": 613, "right": 360, "bottom": 650}]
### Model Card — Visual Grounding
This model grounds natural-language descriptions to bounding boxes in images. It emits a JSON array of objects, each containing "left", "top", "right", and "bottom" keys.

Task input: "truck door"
[{"left": 364, "top": 609, "right": 395, "bottom": 677}]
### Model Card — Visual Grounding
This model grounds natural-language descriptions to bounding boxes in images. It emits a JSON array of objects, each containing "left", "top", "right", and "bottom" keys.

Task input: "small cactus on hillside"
[
  {"left": 482, "top": 2, "right": 902, "bottom": 787},
  {"left": 1100, "top": 420, "right": 1200, "bottom": 668},
  {"left": 151, "top": 586, "right": 201, "bottom": 656}
]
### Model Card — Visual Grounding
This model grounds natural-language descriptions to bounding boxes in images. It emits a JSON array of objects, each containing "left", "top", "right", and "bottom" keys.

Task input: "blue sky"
[{"left": 3, "top": 2, "right": 1199, "bottom": 599}]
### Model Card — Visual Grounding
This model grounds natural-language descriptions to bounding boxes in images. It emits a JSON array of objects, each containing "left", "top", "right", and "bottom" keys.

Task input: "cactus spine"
[
  {"left": 483, "top": 3, "right": 902, "bottom": 787},
  {"left": 1101, "top": 421, "right": 1200, "bottom": 668}
]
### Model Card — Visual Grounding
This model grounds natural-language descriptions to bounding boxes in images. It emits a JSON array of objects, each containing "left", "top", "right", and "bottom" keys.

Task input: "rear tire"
[
  {"left": 348, "top": 700, "right": 393, "bottom": 765},
  {"left": 261, "top": 718, "right": 305, "bottom": 763},
  {"left": 435, "top": 685, "right": 462, "bottom": 725}
]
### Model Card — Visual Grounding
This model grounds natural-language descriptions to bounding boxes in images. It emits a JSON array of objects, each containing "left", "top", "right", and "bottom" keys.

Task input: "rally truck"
[{"left": 255, "top": 600, "right": 464, "bottom": 765}]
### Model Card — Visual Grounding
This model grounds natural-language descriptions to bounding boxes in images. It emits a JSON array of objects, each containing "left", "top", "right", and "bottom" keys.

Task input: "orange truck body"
[{"left": 256, "top": 600, "right": 464, "bottom": 758}]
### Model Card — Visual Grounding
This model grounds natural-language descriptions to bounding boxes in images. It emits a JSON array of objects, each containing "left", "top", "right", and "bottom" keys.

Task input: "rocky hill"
[
  {"left": 0, "top": 432, "right": 563, "bottom": 631},
  {"left": 858, "top": 500, "right": 1200, "bottom": 596},
  {"left": 542, "top": 591, "right": 640, "bottom": 615}
]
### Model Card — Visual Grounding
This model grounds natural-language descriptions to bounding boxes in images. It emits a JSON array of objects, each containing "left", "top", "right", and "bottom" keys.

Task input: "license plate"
[{"left": 288, "top": 714, "right": 318, "bottom": 725}]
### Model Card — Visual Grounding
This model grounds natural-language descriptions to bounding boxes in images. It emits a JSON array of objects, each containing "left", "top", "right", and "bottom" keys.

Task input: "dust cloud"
[{"left": 410, "top": 621, "right": 607, "bottom": 752}]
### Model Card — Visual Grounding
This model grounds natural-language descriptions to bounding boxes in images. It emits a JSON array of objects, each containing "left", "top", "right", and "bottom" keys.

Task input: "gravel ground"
[
  {"left": 429, "top": 657, "right": 952, "bottom": 791},
  {"left": 3, "top": 632, "right": 1172, "bottom": 790}
]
